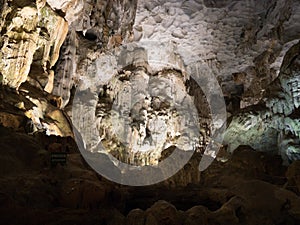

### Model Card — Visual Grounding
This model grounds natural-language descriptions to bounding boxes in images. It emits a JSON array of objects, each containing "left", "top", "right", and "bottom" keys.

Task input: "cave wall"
[
  {"left": 0, "top": 0, "right": 138, "bottom": 136},
  {"left": 0, "top": 0, "right": 68, "bottom": 89},
  {"left": 0, "top": 0, "right": 299, "bottom": 163},
  {"left": 132, "top": 0, "right": 300, "bottom": 110},
  {"left": 0, "top": 1, "right": 300, "bottom": 223},
  {"left": 51, "top": 0, "right": 138, "bottom": 108},
  {"left": 224, "top": 41, "right": 300, "bottom": 164}
]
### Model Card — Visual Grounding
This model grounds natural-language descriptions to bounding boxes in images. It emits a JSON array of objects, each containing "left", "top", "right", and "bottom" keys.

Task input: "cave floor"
[{"left": 0, "top": 126, "right": 299, "bottom": 225}]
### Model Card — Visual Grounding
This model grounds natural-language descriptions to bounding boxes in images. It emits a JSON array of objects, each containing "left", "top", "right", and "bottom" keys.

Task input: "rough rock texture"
[
  {"left": 0, "top": 0, "right": 68, "bottom": 90},
  {"left": 51, "top": 0, "right": 300, "bottom": 166},
  {"left": 0, "top": 0, "right": 138, "bottom": 136},
  {"left": 0, "top": 0, "right": 300, "bottom": 224},
  {"left": 95, "top": 67, "right": 200, "bottom": 165},
  {"left": 70, "top": 40, "right": 213, "bottom": 167},
  {"left": 1, "top": 0, "right": 297, "bottom": 164},
  {"left": 87, "top": 65, "right": 200, "bottom": 166},
  {"left": 0, "top": 84, "right": 73, "bottom": 136},
  {"left": 133, "top": 0, "right": 300, "bottom": 111},
  {"left": 224, "top": 41, "right": 300, "bottom": 164},
  {"left": 0, "top": 0, "right": 75, "bottom": 136},
  {"left": 52, "top": 0, "right": 138, "bottom": 108}
]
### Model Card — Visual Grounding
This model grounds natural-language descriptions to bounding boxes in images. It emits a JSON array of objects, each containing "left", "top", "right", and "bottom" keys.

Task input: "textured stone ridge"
[
  {"left": 0, "top": 0, "right": 78, "bottom": 137},
  {"left": 70, "top": 42, "right": 209, "bottom": 166},
  {"left": 95, "top": 66, "right": 200, "bottom": 166},
  {"left": 1, "top": 0, "right": 300, "bottom": 223},
  {"left": 0, "top": 0, "right": 68, "bottom": 89},
  {"left": 0, "top": 0, "right": 139, "bottom": 137},
  {"left": 52, "top": 0, "right": 138, "bottom": 108},
  {"left": 224, "top": 41, "right": 300, "bottom": 164},
  {"left": 133, "top": 0, "right": 300, "bottom": 111},
  {"left": 65, "top": 0, "right": 300, "bottom": 165}
]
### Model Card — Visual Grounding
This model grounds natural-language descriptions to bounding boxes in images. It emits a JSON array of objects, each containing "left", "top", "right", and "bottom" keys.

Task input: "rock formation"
[
  {"left": 0, "top": 0, "right": 68, "bottom": 89},
  {"left": 224, "top": 41, "right": 300, "bottom": 164},
  {"left": 0, "top": 0, "right": 300, "bottom": 224}
]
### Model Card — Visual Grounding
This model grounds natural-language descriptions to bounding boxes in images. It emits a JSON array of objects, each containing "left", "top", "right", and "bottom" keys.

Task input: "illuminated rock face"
[
  {"left": 95, "top": 67, "right": 200, "bottom": 165},
  {"left": 69, "top": 39, "right": 215, "bottom": 168},
  {"left": 52, "top": 0, "right": 138, "bottom": 108},
  {"left": 0, "top": 0, "right": 137, "bottom": 137},
  {"left": 224, "top": 42, "right": 300, "bottom": 164},
  {"left": 0, "top": 0, "right": 299, "bottom": 166},
  {"left": 0, "top": 0, "right": 68, "bottom": 89},
  {"left": 133, "top": 0, "right": 300, "bottom": 110},
  {"left": 0, "top": 0, "right": 73, "bottom": 136},
  {"left": 58, "top": 0, "right": 300, "bottom": 165},
  {"left": 49, "top": 0, "right": 299, "bottom": 110}
]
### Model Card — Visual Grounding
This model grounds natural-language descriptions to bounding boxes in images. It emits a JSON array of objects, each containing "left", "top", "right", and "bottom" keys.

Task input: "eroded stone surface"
[
  {"left": 133, "top": 0, "right": 299, "bottom": 110},
  {"left": 0, "top": 0, "right": 68, "bottom": 89},
  {"left": 52, "top": 0, "right": 138, "bottom": 108},
  {"left": 95, "top": 67, "right": 200, "bottom": 165},
  {"left": 69, "top": 37, "right": 220, "bottom": 170},
  {"left": 224, "top": 41, "right": 300, "bottom": 164},
  {"left": 0, "top": 1, "right": 300, "bottom": 224}
]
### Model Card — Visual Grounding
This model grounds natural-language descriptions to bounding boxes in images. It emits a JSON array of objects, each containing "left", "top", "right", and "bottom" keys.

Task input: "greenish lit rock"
[{"left": 224, "top": 42, "right": 300, "bottom": 164}]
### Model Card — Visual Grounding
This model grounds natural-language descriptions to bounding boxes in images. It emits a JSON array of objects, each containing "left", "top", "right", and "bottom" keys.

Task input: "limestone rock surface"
[
  {"left": 0, "top": 0, "right": 68, "bottom": 89},
  {"left": 224, "top": 41, "right": 300, "bottom": 164}
]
